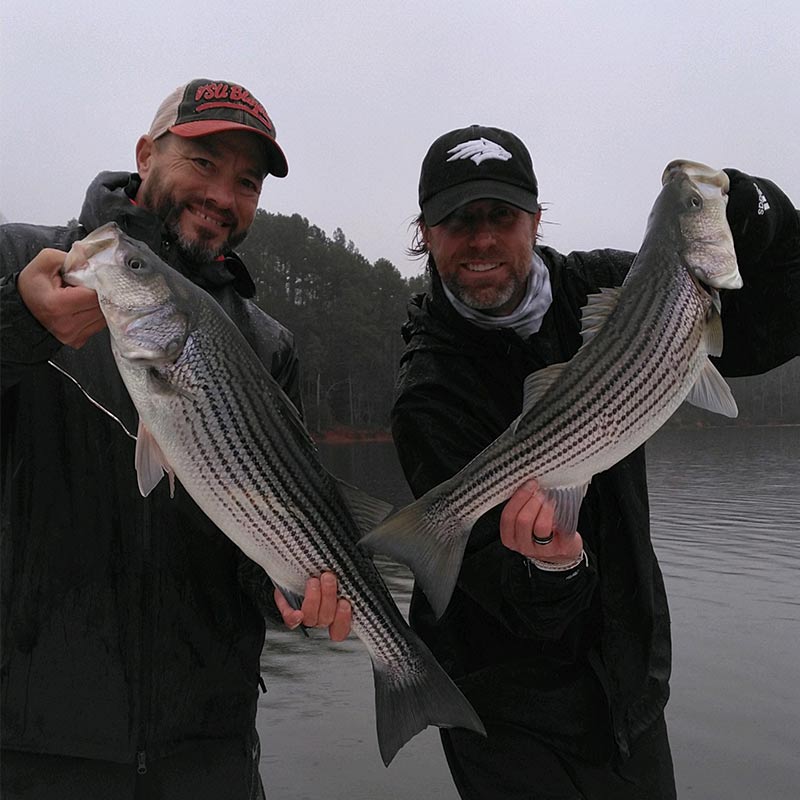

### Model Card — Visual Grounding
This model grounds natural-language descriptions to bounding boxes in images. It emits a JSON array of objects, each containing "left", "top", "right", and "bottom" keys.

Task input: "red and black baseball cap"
[
  {"left": 419, "top": 125, "right": 539, "bottom": 226},
  {"left": 148, "top": 79, "right": 288, "bottom": 177}
]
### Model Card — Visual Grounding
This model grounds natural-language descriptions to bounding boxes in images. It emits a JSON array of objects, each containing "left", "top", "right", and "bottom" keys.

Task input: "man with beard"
[
  {"left": 0, "top": 79, "right": 350, "bottom": 800},
  {"left": 391, "top": 125, "right": 799, "bottom": 799}
]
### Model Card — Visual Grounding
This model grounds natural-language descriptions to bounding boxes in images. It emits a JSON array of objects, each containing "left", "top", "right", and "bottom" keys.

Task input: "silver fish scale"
[
  {"left": 437, "top": 255, "right": 711, "bottom": 525},
  {"left": 121, "top": 306, "right": 419, "bottom": 670}
]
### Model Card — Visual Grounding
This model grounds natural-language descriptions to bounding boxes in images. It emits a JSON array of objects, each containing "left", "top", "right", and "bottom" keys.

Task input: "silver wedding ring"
[{"left": 532, "top": 532, "right": 554, "bottom": 546}]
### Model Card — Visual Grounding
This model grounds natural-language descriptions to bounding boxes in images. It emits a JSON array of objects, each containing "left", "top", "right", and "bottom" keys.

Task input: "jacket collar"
[
  {"left": 402, "top": 264, "right": 512, "bottom": 353},
  {"left": 403, "top": 248, "right": 565, "bottom": 357}
]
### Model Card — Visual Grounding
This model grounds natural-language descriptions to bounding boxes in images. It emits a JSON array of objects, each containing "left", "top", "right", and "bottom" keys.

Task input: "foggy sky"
[{"left": 2, "top": 1, "right": 798, "bottom": 278}]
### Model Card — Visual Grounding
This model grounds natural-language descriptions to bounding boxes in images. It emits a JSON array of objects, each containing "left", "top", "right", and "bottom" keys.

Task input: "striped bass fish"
[
  {"left": 362, "top": 160, "right": 743, "bottom": 618},
  {"left": 61, "top": 222, "right": 485, "bottom": 765}
]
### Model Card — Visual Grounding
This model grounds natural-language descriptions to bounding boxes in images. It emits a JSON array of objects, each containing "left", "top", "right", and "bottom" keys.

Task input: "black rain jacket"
[
  {"left": 391, "top": 169, "right": 799, "bottom": 762},
  {"left": 0, "top": 173, "right": 301, "bottom": 768}
]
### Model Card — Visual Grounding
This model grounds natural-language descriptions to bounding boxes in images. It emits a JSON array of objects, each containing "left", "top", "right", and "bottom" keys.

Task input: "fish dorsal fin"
[
  {"left": 540, "top": 483, "right": 591, "bottom": 535},
  {"left": 704, "top": 303, "right": 724, "bottom": 357},
  {"left": 579, "top": 287, "right": 622, "bottom": 350},
  {"left": 518, "top": 363, "right": 568, "bottom": 428},
  {"left": 135, "top": 420, "right": 176, "bottom": 497},
  {"left": 335, "top": 477, "right": 394, "bottom": 536},
  {"left": 684, "top": 359, "right": 738, "bottom": 418}
]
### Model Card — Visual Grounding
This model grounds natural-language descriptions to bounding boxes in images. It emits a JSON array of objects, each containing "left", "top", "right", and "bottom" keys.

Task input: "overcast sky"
[{"left": 2, "top": 1, "right": 798, "bottom": 278}]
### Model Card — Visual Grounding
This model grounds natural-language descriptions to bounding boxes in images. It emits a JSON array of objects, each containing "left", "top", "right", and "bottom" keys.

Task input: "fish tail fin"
[
  {"left": 372, "top": 632, "right": 486, "bottom": 766},
  {"left": 360, "top": 491, "right": 471, "bottom": 618}
]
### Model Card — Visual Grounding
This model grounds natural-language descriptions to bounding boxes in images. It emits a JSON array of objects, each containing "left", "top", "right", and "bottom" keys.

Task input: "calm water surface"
[{"left": 257, "top": 427, "right": 800, "bottom": 800}]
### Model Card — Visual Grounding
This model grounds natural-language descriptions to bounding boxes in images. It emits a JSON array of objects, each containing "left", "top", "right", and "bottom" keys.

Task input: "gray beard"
[{"left": 445, "top": 274, "right": 520, "bottom": 313}]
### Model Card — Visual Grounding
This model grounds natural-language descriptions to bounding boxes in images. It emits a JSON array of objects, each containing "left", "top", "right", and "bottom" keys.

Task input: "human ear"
[
  {"left": 420, "top": 223, "right": 431, "bottom": 247},
  {"left": 531, "top": 208, "right": 542, "bottom": 241},
  {"left": 135, "top": 135, "right": 156, "bottom": 176}
]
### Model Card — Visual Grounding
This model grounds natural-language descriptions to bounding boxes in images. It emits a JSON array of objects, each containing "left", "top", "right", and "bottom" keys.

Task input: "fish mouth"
[
  {"left": 62, "top": 232, "right": 119, "bottom": 281},
  {"left": 663, "top": 160, "right": 730, "bottom": 194}
]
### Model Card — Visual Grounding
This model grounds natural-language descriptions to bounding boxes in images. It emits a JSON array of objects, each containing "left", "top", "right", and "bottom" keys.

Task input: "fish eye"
[
  {"left": 127, "top": 258, "right": 143, "bottom": 270},
  {"left": 688, "top": 193, "right": 703, "bottom": 209}
]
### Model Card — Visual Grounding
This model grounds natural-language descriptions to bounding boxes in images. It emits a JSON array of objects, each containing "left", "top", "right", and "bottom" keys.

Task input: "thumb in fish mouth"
[
  {"left": 62, "top": 232, "right": 118, "bottom": 283},
  {"left": 62, "top": 241, "right": 90, "bottom": 278}
]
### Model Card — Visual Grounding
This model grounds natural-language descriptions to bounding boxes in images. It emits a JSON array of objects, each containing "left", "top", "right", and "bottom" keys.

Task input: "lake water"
[{"left": 257, "top": 427, "right": 800, "bottom": 800}]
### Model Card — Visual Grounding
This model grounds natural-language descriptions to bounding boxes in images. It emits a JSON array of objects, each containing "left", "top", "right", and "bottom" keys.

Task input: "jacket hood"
[
  {"left": 79, "top": 171, "right": 162, "bottom": 248},
  {"left": 77, "top": 171, "right": 257, "bottom": 298}
]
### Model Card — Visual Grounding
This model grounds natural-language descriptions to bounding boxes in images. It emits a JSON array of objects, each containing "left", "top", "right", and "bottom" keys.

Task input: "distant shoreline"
[
  {"left": 313, "top": 421, "right": 800, "bottom": 445},
  {"left": 313, "top": 427, "right": 394, "bottom": 444}
]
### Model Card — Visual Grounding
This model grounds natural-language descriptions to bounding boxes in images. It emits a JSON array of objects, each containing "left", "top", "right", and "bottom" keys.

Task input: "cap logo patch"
[
  {"left": 447, "top": 138, "right": 512, "bottom": 166},
  {"left": 193, "top": 82, "right": 275, "bottom": 133}
]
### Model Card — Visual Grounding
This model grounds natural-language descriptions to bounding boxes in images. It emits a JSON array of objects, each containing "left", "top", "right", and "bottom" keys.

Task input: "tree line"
[
  {"left": 238, "top": 210, "right": 425, "bottom": 433},
  {"left": 238, "top": 210, "right": 799, "bottom": 432}
]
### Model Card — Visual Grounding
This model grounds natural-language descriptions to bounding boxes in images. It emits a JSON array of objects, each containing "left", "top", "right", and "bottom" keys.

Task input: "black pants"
[
  {"left": 1, "top": 737, "right": 266, "bottom": 800},
  {"left": 441, "top": 715, "right": 677, "bottom": 800}
]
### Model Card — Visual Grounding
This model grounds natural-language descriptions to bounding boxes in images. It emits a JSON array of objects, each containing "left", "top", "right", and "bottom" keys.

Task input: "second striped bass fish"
[
  {"left": 362, "top": 160, "right": 742, "bottom": 618},
  {"left": 61, "top": 222, "right": 485, "bottom": 765}
]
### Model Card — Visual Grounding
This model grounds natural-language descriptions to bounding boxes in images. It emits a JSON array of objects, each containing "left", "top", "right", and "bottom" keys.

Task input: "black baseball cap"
[
  {"left": 418, "top": 125, "right": 539, "bottom": 226},
  {"left": 148, "top": 78, "right": 288, "bottom": 177}
]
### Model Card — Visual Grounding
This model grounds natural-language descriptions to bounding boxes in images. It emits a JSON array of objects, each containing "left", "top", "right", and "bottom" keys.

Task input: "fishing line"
[{"left": 47, "top": 360, "right": 138, "bottom": 440}]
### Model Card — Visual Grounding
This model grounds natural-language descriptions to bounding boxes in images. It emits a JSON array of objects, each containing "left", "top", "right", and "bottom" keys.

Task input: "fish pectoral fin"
[
  {"left": 684, "top": 359, "right": 738, "bottom": 418},
  {"left": 541, "top": 483, "right": 591, "bottom": 535},
  {"left": 518, "top": 363, "right": 568, "bottom": 426},
  {"left": 334, "top": 477, "right": 395, "bottom": 537},
  {"left": 134, "top": 420, "right": 176, "bottom": 497},
  {"left": 703, "top": 304, "right": 724, "bottom": 357}
]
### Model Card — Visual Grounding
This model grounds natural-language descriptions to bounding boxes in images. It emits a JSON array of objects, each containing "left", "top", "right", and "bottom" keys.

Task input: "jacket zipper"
[
  {"left": 136, "top": 497, "right": 155, "bottom": 775},
  {"left": 135, "top": 237, "right": 172, "bottom": 778}
]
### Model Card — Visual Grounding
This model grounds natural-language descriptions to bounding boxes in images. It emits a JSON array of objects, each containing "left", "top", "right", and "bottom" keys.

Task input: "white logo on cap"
[{"left": 447, "top": 138, "right": 512, "bottom": 165}]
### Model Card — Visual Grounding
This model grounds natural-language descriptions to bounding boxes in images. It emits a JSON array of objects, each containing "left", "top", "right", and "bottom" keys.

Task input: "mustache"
[
  {"left": 160, "top": 200, "right": 244, "bottom": 264},
  {"left": 457, "top": 248, "right": 507, "bottom": 259},
  {"left": 194, "top": 197, "right": 237, "bottom": 227},
  {"left": 161, "top": 197, "right": 238, "bottom": 230}
]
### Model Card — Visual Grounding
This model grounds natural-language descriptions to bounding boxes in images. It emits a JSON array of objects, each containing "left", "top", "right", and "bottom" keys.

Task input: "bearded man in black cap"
[
  {"left": 391, "top": 125, "right": 799, "bottom": 799},
  {"left": 0, "top": 79, "right": 351, "bottom": 800}
]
